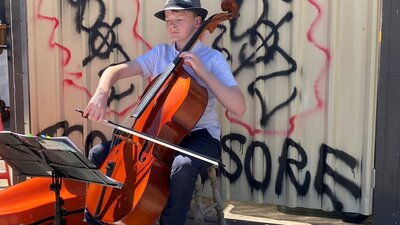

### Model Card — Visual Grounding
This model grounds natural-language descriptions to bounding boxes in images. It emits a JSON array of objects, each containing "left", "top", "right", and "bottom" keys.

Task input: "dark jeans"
[{"left": 84, "top": 129, "right": 221, "bottom": 225}]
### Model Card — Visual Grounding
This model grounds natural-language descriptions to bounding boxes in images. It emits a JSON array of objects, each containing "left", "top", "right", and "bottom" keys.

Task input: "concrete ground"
[{"left": 185, "top": 197, "right": 372, "bottom": 225}]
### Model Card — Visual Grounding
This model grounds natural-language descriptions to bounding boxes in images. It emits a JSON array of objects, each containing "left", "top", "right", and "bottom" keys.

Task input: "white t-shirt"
[{"left": 135, "top": 41, "right": 237, "bottom": 140}]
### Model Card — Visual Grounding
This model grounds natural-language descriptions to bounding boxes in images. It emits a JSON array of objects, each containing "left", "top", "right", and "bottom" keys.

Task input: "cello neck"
[{"left": 132, "top": 63, "right": 176, "bottom": 119}]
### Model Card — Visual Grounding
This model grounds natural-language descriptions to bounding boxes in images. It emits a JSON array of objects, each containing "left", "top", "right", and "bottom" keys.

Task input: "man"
[{"left": 84, "top": 0, "right": 245, "bottom": 224}]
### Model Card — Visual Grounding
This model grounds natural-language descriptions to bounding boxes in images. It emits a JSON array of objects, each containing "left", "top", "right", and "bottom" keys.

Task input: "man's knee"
[{"left": 88, "top": 141, "right": 111, "bottom": 167}]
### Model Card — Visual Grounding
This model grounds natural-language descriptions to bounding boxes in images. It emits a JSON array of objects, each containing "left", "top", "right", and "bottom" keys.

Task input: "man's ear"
[{"left": 195, "top": 16, "right": 202, "bottom": 28}]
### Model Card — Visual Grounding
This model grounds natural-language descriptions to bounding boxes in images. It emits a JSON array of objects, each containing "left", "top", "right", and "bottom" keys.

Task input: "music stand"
[{"left": 0, "top": 131, "right": 122, "bottom": 225}]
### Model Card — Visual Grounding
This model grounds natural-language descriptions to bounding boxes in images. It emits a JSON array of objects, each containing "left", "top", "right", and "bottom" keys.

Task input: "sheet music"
[{"left": 38, "top": 138, "right": 77, "bottom": 152}]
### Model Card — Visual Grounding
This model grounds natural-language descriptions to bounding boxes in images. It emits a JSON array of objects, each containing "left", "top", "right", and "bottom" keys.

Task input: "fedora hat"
[{"left": 154, "top": 0, "right": 208, "bottom": 21}]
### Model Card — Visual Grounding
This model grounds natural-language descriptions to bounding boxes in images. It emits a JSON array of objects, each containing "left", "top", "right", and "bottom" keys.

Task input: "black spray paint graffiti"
[
  {"left": 211, "top": 0, "right": 297, "bottom": 127},
  {"left": 67, "top": 0, "right": 133, "bottom": 106},
  {"left": 244, "top": 141, "right": 272, "bottom": 193},
  {"left": 275, "top": 138, "right": 311, "bottom": 196},
  {"left": 314, "top": 144, "right": 362, "bottom": 211},
  {"left": 221, "top": 134, "right": 362, "bottom": 211}
]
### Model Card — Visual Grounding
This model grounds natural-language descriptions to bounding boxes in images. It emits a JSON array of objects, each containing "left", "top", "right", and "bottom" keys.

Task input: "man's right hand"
[{"left": 83, "top": 89, "right": 109, "bottom": 122}]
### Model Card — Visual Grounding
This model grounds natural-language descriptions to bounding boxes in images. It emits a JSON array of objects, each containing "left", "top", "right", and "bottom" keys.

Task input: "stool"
[
  {"left": 192, "top": 165, "right": 227, "bottom": 225},
  {"left": 0, "top": 161, "right": 11, "bottom": 186}
]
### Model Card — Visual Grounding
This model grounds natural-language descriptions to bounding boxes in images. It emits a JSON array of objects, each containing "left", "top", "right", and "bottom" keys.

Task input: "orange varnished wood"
[{"left": 0, "top": 177, "right": 86, "bottom": 225}]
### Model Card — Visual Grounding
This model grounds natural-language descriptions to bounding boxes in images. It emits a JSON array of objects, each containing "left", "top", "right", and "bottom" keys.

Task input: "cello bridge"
[{"left": 114, "top": 134, "right": 138, "bottom": 145}]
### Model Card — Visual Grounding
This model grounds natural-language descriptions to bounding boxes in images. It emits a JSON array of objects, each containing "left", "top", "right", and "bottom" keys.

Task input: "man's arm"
[
  {"left": 83, "top": 60, "right": 143, "bottom": 121},
  {"left": 179, "top": 51, "right": 246, "bottom": 116}
]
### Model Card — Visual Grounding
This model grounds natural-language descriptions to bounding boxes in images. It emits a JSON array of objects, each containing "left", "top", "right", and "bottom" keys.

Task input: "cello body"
[
  {"left": 85, "top": 69, "right": 208, "bottom": 224},
  {"left": 0, "top": 177, "right": 86, "bottom": 225}
]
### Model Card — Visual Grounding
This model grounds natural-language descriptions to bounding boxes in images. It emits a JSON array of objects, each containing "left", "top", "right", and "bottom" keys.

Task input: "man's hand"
[{"left": 83, "top": 90, "right": 109, "bottom": 122}]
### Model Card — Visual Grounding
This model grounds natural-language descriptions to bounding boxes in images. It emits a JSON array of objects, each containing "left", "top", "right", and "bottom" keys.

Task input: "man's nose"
[{"left": 168, "top": 21, "right": 177, "bottom": 28}]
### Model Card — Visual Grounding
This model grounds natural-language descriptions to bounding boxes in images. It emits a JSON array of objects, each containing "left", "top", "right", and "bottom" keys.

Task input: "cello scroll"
[{"left": 205, "top": 0, "right": 240, "bottom": 33}]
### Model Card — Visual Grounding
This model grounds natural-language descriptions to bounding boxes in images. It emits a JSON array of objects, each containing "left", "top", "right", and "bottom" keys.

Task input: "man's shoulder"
[
  {"left": 151, "top": 43, "right": 171, "bottom": 51},
  {"left": 197, "top": 45, "right": 226, "bottom": 63}
]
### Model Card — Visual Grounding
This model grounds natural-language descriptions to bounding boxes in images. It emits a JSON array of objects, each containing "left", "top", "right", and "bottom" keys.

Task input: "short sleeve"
[
  {"left": 211, "top": 51, "right": 237, "bottom": 87},
  {"left": 135, "top": 47, "right": 159, "bottom": 78}
]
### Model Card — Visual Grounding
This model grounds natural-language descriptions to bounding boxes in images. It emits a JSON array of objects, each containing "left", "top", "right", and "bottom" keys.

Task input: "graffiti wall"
[{"left": 25, "top": 0, "right": 380, "bottom": 215}]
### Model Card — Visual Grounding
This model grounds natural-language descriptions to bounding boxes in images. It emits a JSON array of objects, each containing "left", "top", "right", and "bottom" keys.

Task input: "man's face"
[{"left": 164, "top": 10, "right": 201, "bottom": 45}]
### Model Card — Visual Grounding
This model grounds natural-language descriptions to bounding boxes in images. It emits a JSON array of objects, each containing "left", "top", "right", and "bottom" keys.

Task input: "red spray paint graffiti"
[
  {"left": 35, "top": 0, "right": 152, "bottom": 118},
  {"left": 226, "top": 0, "right": 331, "bottom": 137},
  {"left": 36, "top": 0, "right": 71, "bottom": 67},
  {"left": 36, "top": 0, "right": 89, "bottom": 94}
]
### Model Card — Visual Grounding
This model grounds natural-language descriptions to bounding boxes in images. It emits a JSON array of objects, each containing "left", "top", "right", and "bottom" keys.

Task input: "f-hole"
[{"left": 138, "top": 140, "right": 149, "bottom": 162}]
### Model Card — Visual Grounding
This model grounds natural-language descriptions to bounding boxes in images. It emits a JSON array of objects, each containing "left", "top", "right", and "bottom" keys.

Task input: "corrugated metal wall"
[{"left": 25, "top": 0, "right": 381, "bottom": 215}]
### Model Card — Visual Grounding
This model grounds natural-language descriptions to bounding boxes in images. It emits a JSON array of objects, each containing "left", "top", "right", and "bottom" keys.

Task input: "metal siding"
[{"left": 25, "top": 0, "right": 380, "bottom": 215}]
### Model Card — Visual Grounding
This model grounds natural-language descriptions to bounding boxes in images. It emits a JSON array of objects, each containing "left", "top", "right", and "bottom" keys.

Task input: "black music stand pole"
[{"left": 50, "top": 171, "right": 65, "bottom": 225}]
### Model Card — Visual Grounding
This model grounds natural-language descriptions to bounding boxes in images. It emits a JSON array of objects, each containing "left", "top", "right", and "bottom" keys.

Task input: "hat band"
[{"left": 165, "top": 3, "right": 198, "bottom": 10}]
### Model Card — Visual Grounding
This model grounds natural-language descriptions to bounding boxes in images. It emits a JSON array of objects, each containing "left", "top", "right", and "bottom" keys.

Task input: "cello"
[{"left": 85, "top": 0, "right": 239, "bottom": 224}]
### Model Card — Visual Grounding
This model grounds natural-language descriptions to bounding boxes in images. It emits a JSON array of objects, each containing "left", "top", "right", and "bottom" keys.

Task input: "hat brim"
[{"left": 154, "top": 7, "right": 208, "bottom": 21}]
